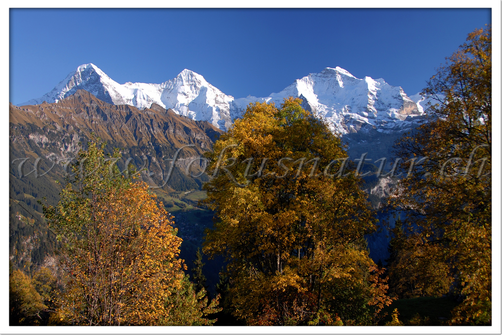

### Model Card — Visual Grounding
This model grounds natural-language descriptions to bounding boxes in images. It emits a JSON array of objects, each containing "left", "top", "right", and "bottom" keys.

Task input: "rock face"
[{"left": 20, "top": 64, "right": 430, "bottom": 134}]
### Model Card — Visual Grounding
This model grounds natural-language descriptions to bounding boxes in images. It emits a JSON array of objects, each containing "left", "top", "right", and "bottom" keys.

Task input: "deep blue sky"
[{"left": 10, "top": 8, "right": 491, "bottom": 105}]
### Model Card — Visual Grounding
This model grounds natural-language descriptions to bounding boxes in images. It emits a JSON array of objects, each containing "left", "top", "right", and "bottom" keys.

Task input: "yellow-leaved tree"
[
  {"left": 9, "top": 268, "right": 48, "bottom": 325},
  {"left": 389, "top": 26, "right": 491, "bottom": 325},
  {"left": 43, "top": 140, "right": 219, "bottom": 325},
  {"left": 202, "top": 98, "right": 392, "bottom": 325}
]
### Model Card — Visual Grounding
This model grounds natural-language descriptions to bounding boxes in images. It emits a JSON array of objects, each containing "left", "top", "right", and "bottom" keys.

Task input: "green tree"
[
  {"left": 191, "top": 248, "right": 208, "bottom": 294},
  {"left": 163, "top": 274, "right": 221, "bottom": 326},
  {"left": 202, "top": 98, "right": 392, "bottom": 325},
  {"left": 389, "top": 26, "right": 491, "bottom": 325}
]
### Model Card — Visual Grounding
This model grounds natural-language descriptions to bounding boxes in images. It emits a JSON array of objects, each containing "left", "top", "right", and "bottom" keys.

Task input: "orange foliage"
[
  {"left": 44, "top": 140, "right": 186, "bottom": 325},
  {"left": 390, "top": 27, "right": 491, "bottom": 325},
  {"left": 203, "top": 98, "right": 392, "bottom": 325}
]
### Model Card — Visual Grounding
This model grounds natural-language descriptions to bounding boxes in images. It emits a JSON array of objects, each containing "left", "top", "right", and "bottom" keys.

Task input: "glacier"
[{"left": 20, "top": 63, "right": 431, "bottom": 134}]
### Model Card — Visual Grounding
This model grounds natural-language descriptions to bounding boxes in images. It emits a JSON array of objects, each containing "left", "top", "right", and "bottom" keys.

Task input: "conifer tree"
[
  {"left": 163, "top": 274, "right": 221, "bottom": 326},
  {"left": 191, "top": 248, "right": 208, "bottom": 294}
]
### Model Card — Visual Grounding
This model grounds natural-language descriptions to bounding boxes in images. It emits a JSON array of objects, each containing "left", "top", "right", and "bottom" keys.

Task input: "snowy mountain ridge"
[{"left": 20, "top": 63, "right": 429, "bottom": 134}]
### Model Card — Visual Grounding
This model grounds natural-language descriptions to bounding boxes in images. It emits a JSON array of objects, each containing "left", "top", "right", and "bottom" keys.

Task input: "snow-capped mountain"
[
  {"left": 159, "top": 69, "right": 235, "bottom": 130},
  {"left": 233, "top": 67, "right": 425, "bottom": 135},
  {"left": 23, "top": 64, "right": 132, "bottom": 107},
  {"left": 21, "top": 64, "right": 236, "bottom": 131},
  {"left": 20, "top": 63, "right": 429, "bottom": 134}
]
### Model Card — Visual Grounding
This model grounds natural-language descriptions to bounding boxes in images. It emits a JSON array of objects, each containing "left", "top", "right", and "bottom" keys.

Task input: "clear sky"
[{"left": 9, "top": 7, "right": 492, "bottom": 105}]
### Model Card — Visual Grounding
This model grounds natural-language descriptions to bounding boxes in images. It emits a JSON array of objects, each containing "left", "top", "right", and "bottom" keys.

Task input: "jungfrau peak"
[
  {"left": 20, "top": 64, "right": 427, "bottom": 134},
  {"left": 261, "top": 67, "right": 424, "bottom": 134}
]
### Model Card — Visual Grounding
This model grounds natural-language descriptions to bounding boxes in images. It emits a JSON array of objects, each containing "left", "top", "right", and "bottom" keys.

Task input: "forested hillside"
[{"left": 9, "top": 91, "right": 222, "bottom": 273}]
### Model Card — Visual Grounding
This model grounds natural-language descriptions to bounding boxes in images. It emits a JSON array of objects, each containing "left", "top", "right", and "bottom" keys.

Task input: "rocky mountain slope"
[
  {"left": 10, "top": 90, "right": 222, "bottom": 272},
  {"left": 12, "top": 89, "right": 221, "bottom": 189}
]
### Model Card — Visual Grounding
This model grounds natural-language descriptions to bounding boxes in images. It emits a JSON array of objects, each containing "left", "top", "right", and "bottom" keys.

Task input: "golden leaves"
[
  {"left": 203, "top": 98, "right": 385, "bottom": 325},
  {"left": 44, "top": 140, "right": 186, "bottom": 326},
  {"left": 389, "top": 27, "right": 491, "bottom": 325}
]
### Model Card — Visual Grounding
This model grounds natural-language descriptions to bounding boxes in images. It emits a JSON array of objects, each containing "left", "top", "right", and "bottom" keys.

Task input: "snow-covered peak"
[
  {"left": 325, "top": 66, "right": 357, "bottom": 78},
  {"left": 70, "top": 63, "right": 113, "bottom": 85},
  {"left": 80, "top": 64, "right": 117, "bottom": 85},
  {"left": 261, "top": 67, "right": 423, "bottom": 134},
  {"left": 20, "top": 63, "right": 123, "bottom": 106},
  {"left": 19, "top": 64, "right": 425, "bottom": 134},
  {"left": 168, "top": 69, "right": 210, "bottom": 94},
  {"left": 175, "top": 69, "right": 205, "bottom": 82},
  {"left": 158, "top": 69, "right": 235, "bottom": 130},
  {"left": 77, "top": 63, "right": 100, "bottom": 73}
]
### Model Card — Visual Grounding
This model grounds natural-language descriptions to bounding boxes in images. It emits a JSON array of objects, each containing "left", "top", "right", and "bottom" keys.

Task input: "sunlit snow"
[{"left": 21, "top": 63, "right": 426, "bottom": 134}]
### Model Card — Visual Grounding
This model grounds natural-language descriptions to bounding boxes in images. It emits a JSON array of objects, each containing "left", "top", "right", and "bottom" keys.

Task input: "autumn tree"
[
  {"left": 389, "top": 26, "right": 491, "bottom": 325},
  {"left": 31, "top": 266, "right": 59, "bottom": 324},
  {"left": 9, "top": 262, "right": 59, "bottom": 326},
  {"left": 9, "top": 268, "right": 47, "bottom": 325},
  {"left": 202, "top": 98, "right": 392, "bottom": 325},
  {"left": 386, "top": 219, "right": 452, "bottom": 299},
  {"left": 43, "top": 140, "right": 217, "bottom": 325}
]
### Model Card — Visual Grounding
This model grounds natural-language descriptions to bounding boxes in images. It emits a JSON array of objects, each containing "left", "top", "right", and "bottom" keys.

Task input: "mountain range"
[
  {"left": 20, "top": 63, "right": 431, "bottom": 135},
  {"left": 12, "top": 63, "right": 434, "bottom": 272}
]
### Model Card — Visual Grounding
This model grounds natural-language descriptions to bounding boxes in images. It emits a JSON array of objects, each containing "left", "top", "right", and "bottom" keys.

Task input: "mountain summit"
[
  {"left": 23, "top": 63, "right": 126, "bottom": 107},
  {"left": 20, "top": 64, "right": 427, "bottom": 134},
  {"left": 260, "top": 66, "right": 423, "bottom": 134}
]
